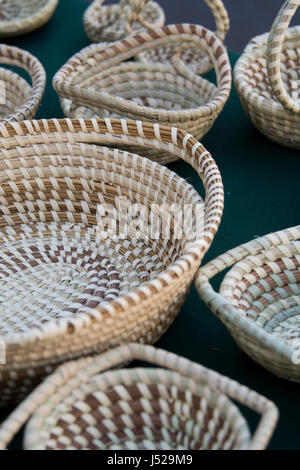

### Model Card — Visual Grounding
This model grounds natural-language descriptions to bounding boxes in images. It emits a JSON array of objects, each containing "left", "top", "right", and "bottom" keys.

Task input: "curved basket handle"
[
  {"left": 120, "top": 0, "right": 156, "bottom": 32},
  {"left": 195, "top": 226, "right": 300, "bottom": 363},
  {"left": 267, "top": 0, "right": 300, "bottom": 113},
  {"left": 171, "top": 0, "right": 229, "bottom": 75},
  {"left": 203, "top": 0, "right": 229, "bottom": 42},
  {"left": 53, "top": 24, "right": 232, "bottom": 121},
  {"left": 0, "top": 342, "right": 278, "bottom": 450}
]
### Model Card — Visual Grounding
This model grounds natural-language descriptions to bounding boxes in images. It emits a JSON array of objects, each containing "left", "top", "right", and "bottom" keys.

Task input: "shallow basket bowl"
[
  {"left": 53, "top": 24, "right": 231, "bottom": 165},
  {"left": 0, "top": 344, "right": 278, "bottom": 450},
  {"left": 196, "top": 226, "right": 300, "bottom": 382},
  {"left": 0, "top": 0, "right": 59, "bottom": 37},
  {"left": 0, "top": 118, "right": 223, "bottom": 406},
  {"left": 234, "top": 0, "right": 300, "bottom": 150},
  {"left": 0, "top": 44, "right": 46, "bottom": 122},
  {"left": 83, "top": 0, "right": 165, "bottom": 43}
]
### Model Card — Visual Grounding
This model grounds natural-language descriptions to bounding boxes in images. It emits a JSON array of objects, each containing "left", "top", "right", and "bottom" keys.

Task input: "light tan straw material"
[
  {"left": 195, "top": 226, "right": 300, "bottom": 382},
  {"left": 234, "top": 0, "right": 300, "bottom": 149},
  {"left": 0, "top": 117, "right": 223, "bottom": 406},
  {"left": 83, "top": 0, "right": 165, "bottom": 43},
  {"left": 137, "top": 0, "right": 230, "bottom": 75},
  {"left": 0, "top": 44, "right": 46, "bottom": 122},
  {"left": 0, "top": 0, "right": 59, "bottom": 37},
  {"left": 0, "top": 343, "right": 278, "bottom": 450},
  {"left": 53, "top": 24, "right": 231, "bottom": 164}
]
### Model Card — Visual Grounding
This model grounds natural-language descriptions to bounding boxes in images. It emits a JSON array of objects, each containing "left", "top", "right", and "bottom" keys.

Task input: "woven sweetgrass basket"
[
  {"left": 0, "top": 344, "right": 278, "bottom": 450},
  {"left": 0, "top": 44, "right": 46, "bottom": 122},
  {"left": 234, "top": 0, "right": 300, "bottom": 150},
  {"left": 137, "top": 0, "right": 230, "bottom": 75},
  {"left": 83, "top": 0, "right": 165, "bottom": 43},
  {"left": 0, "top": 0, "right": 59, "bottom": 37},
  {"left": 53, "top": 24, "right": 232, "bottom": 165},
  {"left": 195, "top": 226, "right": 300, "bottom": 382},
  {"left": 0, "top": 117, "right": 223, "bottom": 406}
]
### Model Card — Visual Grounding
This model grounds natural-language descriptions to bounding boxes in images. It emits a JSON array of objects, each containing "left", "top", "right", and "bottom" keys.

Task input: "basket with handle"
[
  {"left": 53, "top": 24, "right": 231, "bottom": 165},
  {"left": 0, "top": 117, "right": 223, "bottom": 406},
  {"left": 0, "top": 0, "right": 59, "bottom": 37},
  {"left": 195, "top": 226, "right": 300, "bottom": 382},
  {"left": 0, "top": 343, "right": 278, "bottom": 450},
  {"left": 0, "top": 44, "right": 46, "bottom": 122},
  {"left": 137, "top": 0, "right": 230, "bottom": 75},
  {"left": 83, "top": 0, "right": 165, "bottom": 43},
  {"left": 234, "top": 0, "right": 300, "bottom": 149}
]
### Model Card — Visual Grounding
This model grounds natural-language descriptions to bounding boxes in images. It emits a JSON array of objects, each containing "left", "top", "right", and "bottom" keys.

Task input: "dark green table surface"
[{"left": 0, "top": 0, "right": 299, "bottom": 451}]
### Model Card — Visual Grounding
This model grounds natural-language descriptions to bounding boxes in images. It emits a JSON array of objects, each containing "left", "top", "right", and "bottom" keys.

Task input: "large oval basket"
[
  {"left": 0, "top": 0, "right": 59, "bottom": 37},
  {"left": 234, "top": 0, "right": 300, "bottom": 149},
  {"left": 53, "top": 24, "right": 231, "bottom": 164},
  {"left": 196, "top": 226, "right": 300, "bottom": 382},
  {"left": 0, "top": 118, "right": 223, "bottom": 406},
  {"left": 0, "top": 344, "right": 278, "bottom": 450},
  {"left": 0, "top": 44, "right": 46, "bottom": 123},
  {"left": 83, "top": 0, "right": 165, "bottom": 43}
]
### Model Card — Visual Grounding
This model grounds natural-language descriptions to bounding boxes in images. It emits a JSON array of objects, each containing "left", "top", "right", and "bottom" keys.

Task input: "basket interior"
[
  {"left": 220, "top": 241, "right": 300, "bottom": 345},
  {"left": 138, "top": 44, "right": 212, "bottom": 73},
  {"left": 0, "top": 67, "right": 32, "bottom": 117},
  {"left": 0, "top": 0, "right": 51, "bottom": 22},
  {"left": 0, "top": 141, "right": 204, "bottom": 335},
  {"left": 25, "top": 367, "right": 251, "bottom": 450},
  {"left": 236, "top": 27, "right": 300, "bottom": 105},
  {"left": 62, "top": 59, "right": 217, "bottom": 119}
]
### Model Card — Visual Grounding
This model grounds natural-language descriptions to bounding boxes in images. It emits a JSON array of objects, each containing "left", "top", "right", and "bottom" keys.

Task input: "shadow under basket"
[
  {"left": 0, "top": 117, "right": 223, "bottom": 406},
  {"left": 196, "top": 226, "right": 300, "bottom": 382},
  {"left": 0, "top": 344, "right": 278, "bottom": 450}
]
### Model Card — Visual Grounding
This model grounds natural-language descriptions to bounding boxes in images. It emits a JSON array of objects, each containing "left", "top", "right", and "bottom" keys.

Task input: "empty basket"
[
  {"left": 137, "top": 0, "right": 230, "bottom": 75},
  {"left": 0, "top": 343, "right": 278, "bottom": 450},
  {"left": 234, "top": 0, "right": 300, "bottom": 149},
  {"left": 0, "top": 117, "right": 223, "bottom": 406},
  {"left": 195, "top": 226, "right": 300, "bottom": 382},
  {"left": 83, "top": 0, "right": 165, "bottom": 43},
  {"left": 53, "top": 24, "right": 231, "bottom": 164},
  {"left": 0, "top": 0, "right": 59, "bottom": 37},
  {"left": 0, "top": 44, "right": 46, "bottom": 122}
]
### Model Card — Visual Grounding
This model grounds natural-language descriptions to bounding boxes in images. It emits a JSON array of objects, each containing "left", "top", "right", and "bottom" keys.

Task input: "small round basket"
[
  {"left": 0, "top": 0, "right": 59, "bottom": 37},
  {"left": 83, "top": 0, "right": 165, "bottom": 43},
  {"left": 0, "top": 117, "right": 223, "bottom": 406},
  {"left": 0, "top": 344, "right": 278, "bottom": 450},
  {"left": 234, "top": 0, "right": 300, "bottom": 150},
  {"left": 0, "top": 44, "right": 46, "bottom": 122},
  {"left": 53, "top": 24, "right": 231, "bottom": 165},
  {"left": 195, "top": 226, "right": 300, "bottom": 382},
  {"left": 137, "top": 0, "right": 230, "bottom": 75}
]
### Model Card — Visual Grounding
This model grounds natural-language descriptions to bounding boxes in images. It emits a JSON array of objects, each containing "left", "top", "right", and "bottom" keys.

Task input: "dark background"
[
  {"left": 97, "top": 0, "right": 292, "bottom": 52},
  {"left": 0, "top": 0, "right": 299, "bottom": 451}
]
